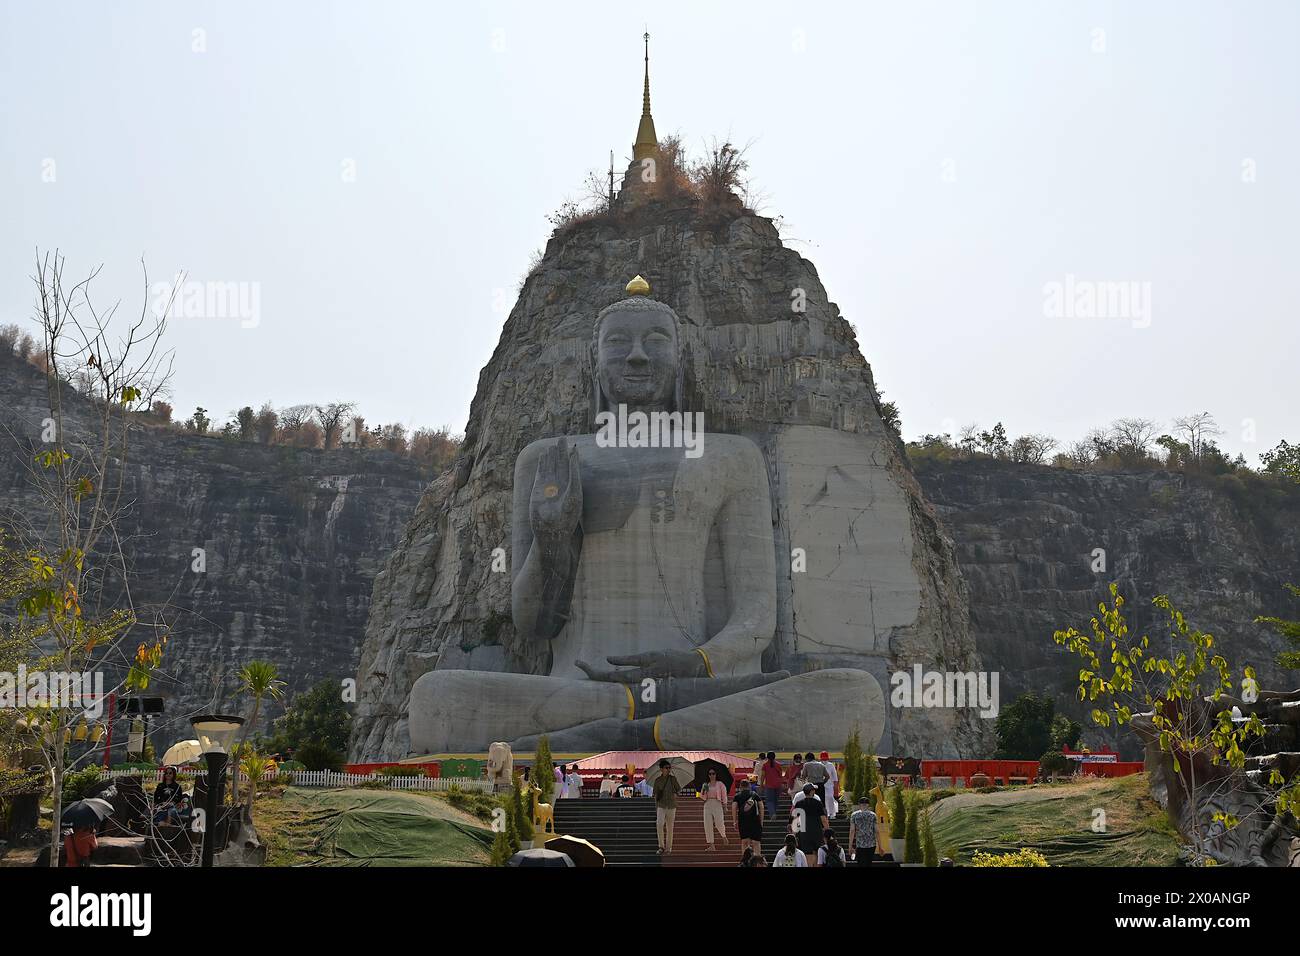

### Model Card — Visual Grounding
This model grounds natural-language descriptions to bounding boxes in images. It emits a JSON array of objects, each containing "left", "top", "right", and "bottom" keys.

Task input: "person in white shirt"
[
  {"left": 773, "top": 833, "right": 807, "bottom": 867},
  {"left": 564, "top": 766, "right": 583, "bottom": 798},
  {"left": 700, "top": 768, "right": 729, "bottom": 851},
  {"left": 817, "top": 833, "right": 846, "bottom": 867},
  {"left": 819, "top": 751, "right": 839, "bottom": 818},
  {"left": 598, "top": 773, "right": 618, "bottom": 798}
]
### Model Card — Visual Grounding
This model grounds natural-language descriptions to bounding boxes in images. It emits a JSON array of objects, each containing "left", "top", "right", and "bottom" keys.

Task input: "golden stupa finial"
[
  {"left": 632, "top": 31, "right": 658, "bottom": 162},
  {"left": 625, "top": 275, "right": 651, "bottom": 296}
]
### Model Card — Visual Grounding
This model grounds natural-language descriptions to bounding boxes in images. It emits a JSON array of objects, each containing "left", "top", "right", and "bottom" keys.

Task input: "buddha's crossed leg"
[{"left": 410, "top": 668, "right": 884, "bottom": 754}]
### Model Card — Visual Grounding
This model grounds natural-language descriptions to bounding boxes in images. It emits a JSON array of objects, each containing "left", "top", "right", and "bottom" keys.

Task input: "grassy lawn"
[{"left": 926, "top": 775, "right": 1180, "bottom": 866}]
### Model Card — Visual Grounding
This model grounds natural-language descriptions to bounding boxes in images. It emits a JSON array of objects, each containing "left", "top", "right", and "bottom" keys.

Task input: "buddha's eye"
[
  {"left": 645, "top": 331, "right": 671, "bottom": 345},
  {"left": 603, "top": 334, "right": 630, "bottom": 346}
]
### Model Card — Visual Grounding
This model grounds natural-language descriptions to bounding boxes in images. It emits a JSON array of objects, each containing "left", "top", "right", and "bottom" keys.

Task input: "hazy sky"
[{"left": 3, "top": 1, "right": 1297, "bottom": 460}]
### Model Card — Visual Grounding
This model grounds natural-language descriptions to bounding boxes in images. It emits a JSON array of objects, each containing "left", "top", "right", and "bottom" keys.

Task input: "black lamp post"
[{"left": 191, "top": 714, "right": 244, "bottom": 867}]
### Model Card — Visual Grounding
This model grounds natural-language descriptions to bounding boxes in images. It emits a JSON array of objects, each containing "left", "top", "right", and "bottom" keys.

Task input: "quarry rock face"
[
  {"left": 350, "top": 199, "right": 991, "bottom": 761},
  {"left": 0, "top": 351, "right": 427, "bottom": 736},
  {"left": 916, "top": 458, "right": 1300, "bottom": 755}
]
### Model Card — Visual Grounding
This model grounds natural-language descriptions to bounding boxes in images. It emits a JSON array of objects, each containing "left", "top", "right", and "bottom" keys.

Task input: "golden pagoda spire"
[{"left": 632, "top": 31, "right": 658, "bottom": 161}]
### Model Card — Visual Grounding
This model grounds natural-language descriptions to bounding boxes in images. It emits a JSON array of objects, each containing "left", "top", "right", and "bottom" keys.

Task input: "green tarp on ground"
[
  {"left": 282, "top": 788, "right": 493, "bottom": 867},
  {"left": 926, "top": 775, "right": 1179, "bottom": 867}
]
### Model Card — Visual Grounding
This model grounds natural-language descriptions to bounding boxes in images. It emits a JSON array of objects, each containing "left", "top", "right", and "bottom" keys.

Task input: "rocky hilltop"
[
  {"left": 0, "top": 350, "right": 427, "bottom": 736},
  {"left": 349, "top": 195, "right": 990, "bottom": 761},
  {"left": 917, "top": 458, "right": 1300, "bottom": 754}
]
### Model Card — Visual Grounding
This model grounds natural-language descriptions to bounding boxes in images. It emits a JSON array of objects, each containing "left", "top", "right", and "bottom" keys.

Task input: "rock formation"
[
  {"left": 350, "top": 183, "right": 991, "bottom": 760},
  {"left": 0, "top": 350, "right": 427, "bottom": 737},
  {"left": 917, "top": 458, "right": 1300, "bottom": 751}
]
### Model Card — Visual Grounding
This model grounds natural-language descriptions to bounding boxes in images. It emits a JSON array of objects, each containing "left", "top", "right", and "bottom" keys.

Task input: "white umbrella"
[
  {"left": 162, "top": 739, "right": 203, "bottom": 765},
  {"left": 642, "top": 756, "right": 694, "bottom": 789}
]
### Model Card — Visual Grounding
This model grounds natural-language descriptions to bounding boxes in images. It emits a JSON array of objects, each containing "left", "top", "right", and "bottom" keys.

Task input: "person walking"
[
  {"left": 760, "top": 752, "right": 784, "bottom": 818},
  {"left": 773, "top": 833, "right": 807, "bottom": 867},
  {"left": 700, "top": 768, "right": 729, "bottom": 851},
  {"left": 818, "top": 832, "right": 846, "bottom": 867},
  {"left": 733, "top": 778, "right": 764, "bottom": 857},
  {"left": 652, "top": 759, "right": 678, "bottom": 856},
  {"left": 848, "top": 795, "right": 878, "bottom": 866},
  {"left": 615, "top": 774, "right": 637, "bottom": 798},
  {"left": 786, "top": 753, "right": 804, "bottom": 797},
  {"left": 792, "top": 783, "right": 827, "bottom": 858},
  {"left": 820, "top": 751, "right": 839, "bottom": 818},
  {"left": 803, "top": 751, "right": 829, "bottom": 805},
  {"left": 564, "top": 765, "right": 583, "bottom": 798}
]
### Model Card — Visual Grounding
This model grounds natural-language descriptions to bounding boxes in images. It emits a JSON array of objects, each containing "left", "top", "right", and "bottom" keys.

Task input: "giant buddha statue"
[{"left": 408, "top": 278, "right": 885, "bottom": 753}]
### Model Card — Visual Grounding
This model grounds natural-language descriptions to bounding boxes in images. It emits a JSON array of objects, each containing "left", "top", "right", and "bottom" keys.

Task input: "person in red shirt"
[
  {"left": 64, "top": 825, "right": 98, "bottom": 867},
  {"left": 786, "top": 753, "right": 804, "bottom": 796},
  {"left": 760, "top": 751, "right": 784, "bottom": 817}
]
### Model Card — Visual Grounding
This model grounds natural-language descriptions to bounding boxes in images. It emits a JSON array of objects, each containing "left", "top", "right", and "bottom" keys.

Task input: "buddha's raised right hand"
[{"left": 529, "top": 436, "right": 583, "bottom": 541}]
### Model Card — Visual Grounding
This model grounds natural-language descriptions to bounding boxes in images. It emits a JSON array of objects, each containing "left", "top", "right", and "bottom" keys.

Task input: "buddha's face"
[{"left": 596, "top": 308, "right": 678, "bottom": 409}]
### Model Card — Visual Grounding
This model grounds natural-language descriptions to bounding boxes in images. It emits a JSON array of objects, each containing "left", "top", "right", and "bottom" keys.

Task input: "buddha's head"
[{"left": 591, "top": 275, "right": 684, "bottom": 420}]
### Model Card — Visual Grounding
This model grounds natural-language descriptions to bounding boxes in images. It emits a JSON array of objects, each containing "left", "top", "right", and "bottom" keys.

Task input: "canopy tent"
[{"left": 573, "top": 751, "right": 757, "bottom": 774}]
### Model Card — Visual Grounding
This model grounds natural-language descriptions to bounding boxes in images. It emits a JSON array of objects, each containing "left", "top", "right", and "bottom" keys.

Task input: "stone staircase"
[
  {"left": 550, "top": 791, "right": 862, "bottom": 867},
  {"left": 550, "top": 797, "right": 660, "bottom": 866}
]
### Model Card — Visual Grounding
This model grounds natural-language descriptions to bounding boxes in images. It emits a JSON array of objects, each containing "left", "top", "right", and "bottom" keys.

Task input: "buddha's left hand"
[{"left": 575, "top": 649, "right": 707, "bottom": 682}]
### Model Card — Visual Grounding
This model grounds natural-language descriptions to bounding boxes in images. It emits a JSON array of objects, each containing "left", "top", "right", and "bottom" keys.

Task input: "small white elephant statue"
[{"left": 486, "top": 741, "right": 514, "bottom": 792}]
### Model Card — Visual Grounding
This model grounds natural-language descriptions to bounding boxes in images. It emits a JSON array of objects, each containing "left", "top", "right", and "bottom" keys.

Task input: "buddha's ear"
[
  {"left": 589, "top": 338, "right": 607, "bottom": 428},
  {"left": 674, "top": 336, "right": 691, "bottom": 415}
]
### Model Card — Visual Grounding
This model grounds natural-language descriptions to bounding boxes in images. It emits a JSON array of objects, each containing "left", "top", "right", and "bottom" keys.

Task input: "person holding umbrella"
[
  {"left": 60, "top": 797, "right": 113, "bottom": 867},
  {"left": 64, "top": 823, "right": 98, "bottom": 867}
]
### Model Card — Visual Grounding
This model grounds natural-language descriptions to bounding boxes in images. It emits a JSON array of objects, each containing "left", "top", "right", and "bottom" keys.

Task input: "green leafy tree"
[
  {"left": 1053, "top": 583, "right": 1300, "bottom": 856},
  {"left": 295, "top": 741, "right": 344, "bottom": 771},
  {"left": 903, "top": 793, "right": 922, "bottom": 863},
  {"left": 1260, "top": 439, "right": 1300, "bottom": 483},
  {"left": 2, "top": 253, "right": 174, "bottom": 865},
  {"left": 235, "top": 406, "right": 256, "bottom": 441},
  {"left": 1049, "top": 713, "right": 1082, "bottom": 751},
  {"left": 533, "top": 735, "right": 554, "bottom": 803},
  {"left": 842, "top": 729, "right": 863, "bottom": 801},
  {"left": 863, "top": 746, "right": 879, "bottom": 801},
  {"left": 490, "top": 825, "right": 512, "bottom": 866},
  {"left": 889, "top": 786, "right": 906, "bottom": 848},
  {"left": 920, "top": 806, "right": 939, "bottom": 867},
  {"left": 510, "top": 777, "right": 534, "bottom": 844},
  {"left": 1038, "top": 750, "right": 1071, "bottom": 776},
  {"left": 267, "top": 679, "right": 352, "bottom": 755},
  {"left": 1254, "top": 583, "right": 1300, "bottom": 670},
  {"left": 187, "top": 406, "right": 211, "bottom": 434},
  {"left": 993, "top": 693, "right": 1057, "bottom": 759},
  {"left": 230, "top": 660, "right": 285, "bottom": 810}
]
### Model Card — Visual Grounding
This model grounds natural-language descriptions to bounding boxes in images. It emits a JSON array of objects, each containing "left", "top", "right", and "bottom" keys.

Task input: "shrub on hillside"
[{"left": 971, "top": 848, "right": 1050, "bottom": 867}]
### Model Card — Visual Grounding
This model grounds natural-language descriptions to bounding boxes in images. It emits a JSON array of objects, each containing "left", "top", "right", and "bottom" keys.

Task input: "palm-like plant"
[{"left": 231, "top": 660, "right": 285, "bottom": 811}]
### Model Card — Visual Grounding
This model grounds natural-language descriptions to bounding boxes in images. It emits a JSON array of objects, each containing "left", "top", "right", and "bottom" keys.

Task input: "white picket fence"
[
  {"left": 98, "top": 767, "right": 491, "bottom": 793},
  {"left": 288, "top": 770, "right": 491, "bottom": 792}
]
